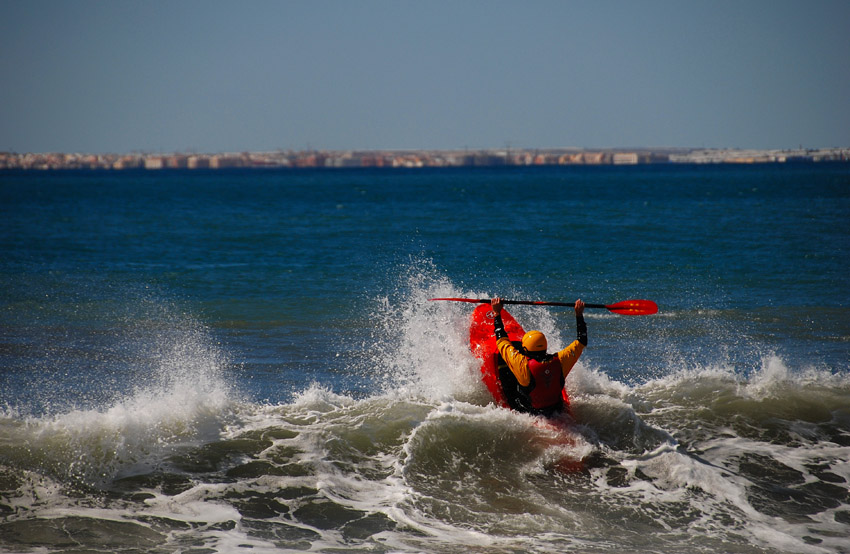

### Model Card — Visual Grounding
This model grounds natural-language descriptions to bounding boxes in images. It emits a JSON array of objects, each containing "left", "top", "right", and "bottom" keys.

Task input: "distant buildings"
[{"left": 1, "top": 147, "right": 848, "bottom": 171}]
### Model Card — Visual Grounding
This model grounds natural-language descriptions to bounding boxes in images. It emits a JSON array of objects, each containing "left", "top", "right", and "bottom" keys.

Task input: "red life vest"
[{"left": 527, "top": 356, "right": 565, "bottom": 410}]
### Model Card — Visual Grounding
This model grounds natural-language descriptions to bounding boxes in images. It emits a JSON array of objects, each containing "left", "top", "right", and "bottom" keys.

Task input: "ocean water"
[{"left": 1, "top": 164, "right": 849, "bottom": 553}]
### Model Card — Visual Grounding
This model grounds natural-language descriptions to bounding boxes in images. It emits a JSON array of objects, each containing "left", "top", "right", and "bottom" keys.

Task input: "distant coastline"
[{"left": 2, "top": 147, "right": 848, "bottom": 171}]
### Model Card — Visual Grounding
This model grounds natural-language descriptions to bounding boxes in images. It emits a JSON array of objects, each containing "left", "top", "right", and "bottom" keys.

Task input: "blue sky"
[{"left": 2, "top": 0, "right": 848, "bottom": 153}]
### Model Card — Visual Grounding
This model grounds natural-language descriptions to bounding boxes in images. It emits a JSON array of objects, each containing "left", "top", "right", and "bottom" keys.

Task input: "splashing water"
[
  {"left": 2, "top": 267, "right": 849, "bottom": 553},
  {"left": 2, "top": 296, "right": 237, "bottom": 486}
]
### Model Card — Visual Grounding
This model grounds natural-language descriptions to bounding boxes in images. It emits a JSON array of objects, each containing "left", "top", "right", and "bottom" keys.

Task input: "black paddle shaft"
[{"left": 477, "top": 299, "right": 605, "bottom": 308}]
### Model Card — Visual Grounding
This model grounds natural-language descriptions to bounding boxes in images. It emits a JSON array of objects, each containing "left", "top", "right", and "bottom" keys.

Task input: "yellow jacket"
[{"left": 496, "top": 337, "right": 584, "bottom": 387}]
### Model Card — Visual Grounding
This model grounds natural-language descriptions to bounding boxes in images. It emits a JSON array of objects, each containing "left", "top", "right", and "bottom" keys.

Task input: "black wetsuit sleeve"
[
  {"left": 494, "top": 312, "right": 509, "bottom": 340},
  {"left": 576, "top": 313, "right": 587, "bottom": 346}
]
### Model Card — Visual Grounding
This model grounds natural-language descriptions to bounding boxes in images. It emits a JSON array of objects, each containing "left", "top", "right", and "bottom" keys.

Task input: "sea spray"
[
  {"left": 1, "top": 294, "right": 237, "bottom": 487},
  {"left": 362, "top": 259, "right": 584, "bottom": 406},
  {"left": 364, "top": 261, "right": 487, "bottom": 402},
  {"left": 3, "top": 294, "right": 848, "bottom": 553}
]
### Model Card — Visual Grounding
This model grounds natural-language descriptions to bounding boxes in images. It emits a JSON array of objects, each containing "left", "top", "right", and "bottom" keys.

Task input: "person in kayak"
[{"left": 490, "top": 297, "right": 586, "bottom": 417}]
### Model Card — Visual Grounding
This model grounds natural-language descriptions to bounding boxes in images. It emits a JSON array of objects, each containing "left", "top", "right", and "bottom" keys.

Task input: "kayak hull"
[
  {"left": 468, "top": 303, "right": 583, "bottom": 472},
  {"left": 468, "top": 303, "right": 524, "bottom": 408},
  {"left": 469, "top": 303, "right": 571, "bottom": 412}
]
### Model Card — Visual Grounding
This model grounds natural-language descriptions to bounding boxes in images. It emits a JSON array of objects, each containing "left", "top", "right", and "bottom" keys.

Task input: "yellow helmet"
[{"left": 521, "top": 330, "right": 547, "bottom": 352}]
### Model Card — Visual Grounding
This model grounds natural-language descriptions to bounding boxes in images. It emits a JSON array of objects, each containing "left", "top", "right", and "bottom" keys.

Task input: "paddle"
[{"left": 429, "top": 298, "right": 658, "bottom": 316}]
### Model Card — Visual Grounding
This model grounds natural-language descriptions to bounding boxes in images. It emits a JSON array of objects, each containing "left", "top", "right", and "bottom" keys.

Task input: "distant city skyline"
[
  {"left": 2, "top": 1, "right": 849, "bottom": 154},
  {"left": 5, "top": 146, "right": 847, "bottom": 171}
]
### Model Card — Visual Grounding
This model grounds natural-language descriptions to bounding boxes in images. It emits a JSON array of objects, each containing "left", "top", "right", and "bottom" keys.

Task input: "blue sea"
[{"left": 1, "top": 164, "right": 849, "bottom": 553}]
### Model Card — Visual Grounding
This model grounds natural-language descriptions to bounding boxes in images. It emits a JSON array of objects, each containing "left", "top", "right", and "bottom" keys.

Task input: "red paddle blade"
[{"left": 605, "top": 299, "right": 658, "bottom": 316}]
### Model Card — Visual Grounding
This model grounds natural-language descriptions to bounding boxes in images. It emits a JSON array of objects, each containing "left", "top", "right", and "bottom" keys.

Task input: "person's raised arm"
[
  {"left": 491, "top": 297, "right": 508, "bottom": 340},
  {"left": 575, "top": 299, "right": 587, "bottom": 346}
]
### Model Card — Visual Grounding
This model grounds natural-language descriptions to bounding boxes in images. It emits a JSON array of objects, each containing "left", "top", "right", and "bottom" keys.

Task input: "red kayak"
[
  {"left": 468, "top": 303, "right": 583, "bottom": 472},
  {"left": 468, "top": 303, "right": 570, "bottom": 412}
]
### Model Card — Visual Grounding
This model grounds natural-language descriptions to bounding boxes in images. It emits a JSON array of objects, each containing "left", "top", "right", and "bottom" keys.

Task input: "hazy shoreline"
[{"left": 2, "top": 146, "right": 848, "bottom": 171}]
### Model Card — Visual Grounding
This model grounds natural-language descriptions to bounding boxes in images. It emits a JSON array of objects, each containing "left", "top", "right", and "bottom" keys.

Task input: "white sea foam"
[
  {"left": 3, "top": 309, "right": 236, "bottom": 485},
  {"left": 4, "top": 270, "right": 849, "bottom": 553}
]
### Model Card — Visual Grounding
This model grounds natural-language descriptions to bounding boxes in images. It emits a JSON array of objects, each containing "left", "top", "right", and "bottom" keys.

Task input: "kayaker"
[{"left": 490, "top": 296, "right": 586, "bottom": 417}]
